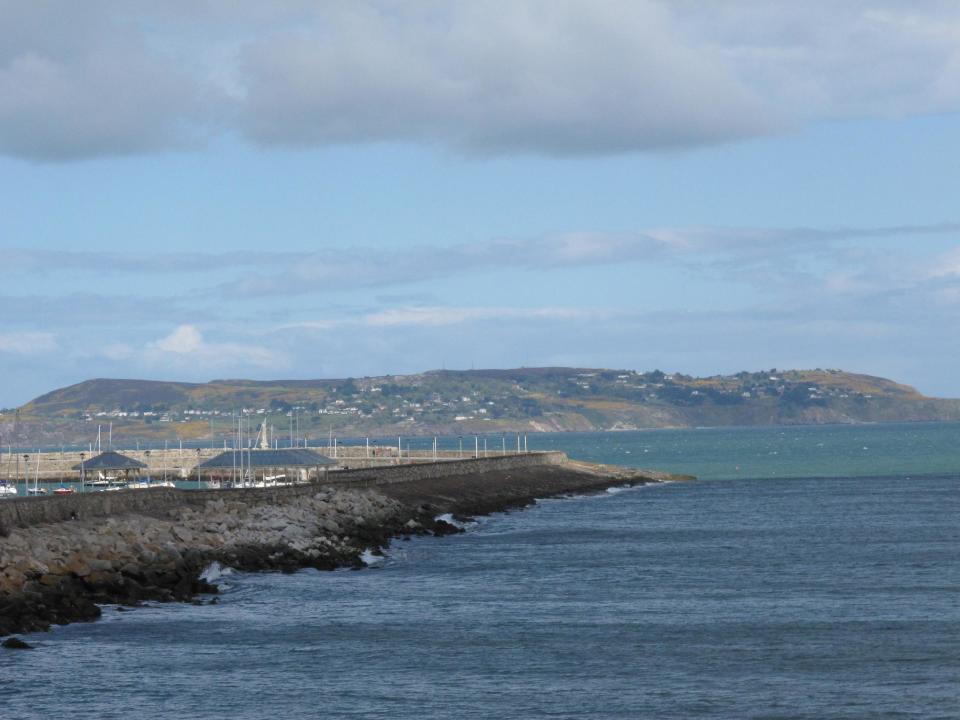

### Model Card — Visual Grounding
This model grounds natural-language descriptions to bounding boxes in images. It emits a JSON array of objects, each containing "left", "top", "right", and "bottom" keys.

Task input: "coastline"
[{"left": 0, "top": 456, "right": 689, "bottom": 642}]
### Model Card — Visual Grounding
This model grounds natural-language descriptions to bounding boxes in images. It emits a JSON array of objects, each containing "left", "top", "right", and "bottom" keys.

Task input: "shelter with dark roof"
[
  {"left": 72, "top": 450, "right": 148, "bottom": 484},
  {"left": 73, "top": 450, "right": 148, "bottom": 472},
  {"left": 195, "top": 448, "right": 337, "bottom": 487}
]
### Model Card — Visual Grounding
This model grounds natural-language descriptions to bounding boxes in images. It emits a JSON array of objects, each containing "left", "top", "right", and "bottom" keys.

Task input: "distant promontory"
[{"left": 4, "top": 367, "right": 959, "bottom": 446}]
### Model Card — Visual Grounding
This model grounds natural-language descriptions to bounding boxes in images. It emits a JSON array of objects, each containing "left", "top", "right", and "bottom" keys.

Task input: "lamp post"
[
  {"left": 144, "top": 450, "right": 151, "bottom": 486},
  {"left": 196, "top": 448, "right": 202, "bottom": 490},
  {"left": 458, "top": 435, "right": 463, "bottom": 458},
  {"left": 79, "top": 452, "right": 85, "bottom": 493},
  {"left": 22, "top": 454, "right": 28, "bottom": 495}
]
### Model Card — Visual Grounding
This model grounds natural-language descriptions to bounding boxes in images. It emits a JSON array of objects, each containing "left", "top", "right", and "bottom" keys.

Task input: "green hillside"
[{"left": 7, "top": 367, "right": 960, "bottom": 446}]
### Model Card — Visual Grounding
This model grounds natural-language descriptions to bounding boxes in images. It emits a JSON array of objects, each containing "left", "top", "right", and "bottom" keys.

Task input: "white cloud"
[
  {"left": 0, "top": 331, "right": 58, "bottom": 355},
  {"left": 146, "top": 325, "right": 283, "bottom": 370},
  {"left": 225, "top": 222, "right": 960, "bottom": 297},
  {"left": 152, "top": 325, "right": 204, "bottom": 354},
  {"left": 928, "top": 246, "right": 960, "bottom": 278},
  {"left": 362, "top": 306, "right": 599, "bottom": 327},
  {"left": 97, "top": 343, "right": 136, "bottom": 361},
  {"left": 5, "top": 223, "right": 959, "bottom": 303},
  {"left": 4, "top": 249, "right": 283, "bottom": 275},
  {"left": 671, "top": 0, "right": 960, "bottom": 121}
]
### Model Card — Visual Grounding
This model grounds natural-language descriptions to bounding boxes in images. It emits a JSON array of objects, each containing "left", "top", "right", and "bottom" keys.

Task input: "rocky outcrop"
[
  {"left": 0, "top": 487, "right": 441, "bottom": 638},
  {"left": 0, "top": 459, "right": 684, "bottom": 640}
]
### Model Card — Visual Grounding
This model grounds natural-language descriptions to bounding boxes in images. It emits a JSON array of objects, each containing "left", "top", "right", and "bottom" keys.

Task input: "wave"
[
  {"left": 360, "top": 549, "right": 386, "bottom": 566},
  {"left": 434, "top": 513, "right": 474, "bottom": 529},
  {"left": 200, "top": 561, "right": 234, "bottom": 584}
]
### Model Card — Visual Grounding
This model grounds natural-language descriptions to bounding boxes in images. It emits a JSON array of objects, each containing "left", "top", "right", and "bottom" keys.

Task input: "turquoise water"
[
  {"left": 7, "top": 422, "right": 958, "bottom": 494},
  {"left": 2, "top": 423, "right": 958, "bottom": 719},
  {"left": 530, "top": 422, "right": 960, "bottom": 480}
]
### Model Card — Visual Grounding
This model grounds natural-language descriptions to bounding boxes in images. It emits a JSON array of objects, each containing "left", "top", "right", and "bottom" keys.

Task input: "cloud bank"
[
  {"left": 1, "top": 221, "right": 958, "bottom": 404},
  {"left": 2, "top": 1, "right": 960, "bottom": 161},
  {"left": 7, "top": 222, "right": 958, "bottom": 299}
]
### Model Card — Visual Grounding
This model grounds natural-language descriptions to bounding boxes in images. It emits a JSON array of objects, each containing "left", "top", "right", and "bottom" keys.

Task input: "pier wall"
[
  {"left": 0, "top": 452, "right": 567, "bottom": 533},
  {"left": 0, "top": 448, "right": 221, "bottom": 482},
  {"left": 0, "top": 446, "right": 520, "bottom": 481}
]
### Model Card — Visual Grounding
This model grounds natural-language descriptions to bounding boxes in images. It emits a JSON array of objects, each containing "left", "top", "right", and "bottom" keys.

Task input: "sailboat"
[
  {"left": 0, "top": 450, "right": 14, "bottom": 496},
  {"left": 83, "top": 474, "right": 111, "bottom": 488},
  {"left": 26, "top": 453, "right": 47, "bottom": 495},
  {"left": 126, "top": 476, "right": 176, "bottom": 490}
]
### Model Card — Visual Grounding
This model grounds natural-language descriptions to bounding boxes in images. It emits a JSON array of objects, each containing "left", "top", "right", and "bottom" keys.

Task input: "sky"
[{"left": 1, "top": 0, "right": 960, "bottom": 406}]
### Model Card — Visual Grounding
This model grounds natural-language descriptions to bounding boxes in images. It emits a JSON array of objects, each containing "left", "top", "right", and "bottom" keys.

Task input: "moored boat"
[{"left": 126, "top": 477, "right": 177, "bottom": 489}]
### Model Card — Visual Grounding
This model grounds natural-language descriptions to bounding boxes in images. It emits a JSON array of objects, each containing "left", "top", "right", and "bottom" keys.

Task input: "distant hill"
[{"left": 8, "top": 367, "right": 960, "bottom": 445}]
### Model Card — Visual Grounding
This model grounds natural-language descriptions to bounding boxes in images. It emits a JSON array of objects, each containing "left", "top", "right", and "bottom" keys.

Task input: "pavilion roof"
[
  {"left": 72, "top": 450, "right": 148, "bottom": 471},
  {"left": 196, "top": 448, "right": 337, "bottom": 470}
]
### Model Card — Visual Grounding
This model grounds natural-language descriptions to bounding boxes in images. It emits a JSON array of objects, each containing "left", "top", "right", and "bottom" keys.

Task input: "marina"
[{"left": 0, "top": 430, "right": 536, "bottom": 497}]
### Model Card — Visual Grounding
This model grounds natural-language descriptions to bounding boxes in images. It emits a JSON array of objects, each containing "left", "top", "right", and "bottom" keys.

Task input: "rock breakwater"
[
  {"left": 0, "top": 487, "right": 436, "bottom": 637},
  {"left": 0, "top": 456, "right": 685, "bottom": 641}
]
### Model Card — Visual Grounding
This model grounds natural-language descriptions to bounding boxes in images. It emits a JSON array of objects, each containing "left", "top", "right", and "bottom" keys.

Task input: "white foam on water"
[
  {"left": 360, "top": 549, "right": 385, "bottom": 566},
  {"left": 554, "top": 493, "right": 594, "bottom": 501},
  {"left": 538, "top": 485, "right": 633, "bottom": 504},
  {"left": 200, "top": 561, "right": 234, "bottom": 583},
  {"left": 434, "top": 513, "right": 472, "bottom": 529}
]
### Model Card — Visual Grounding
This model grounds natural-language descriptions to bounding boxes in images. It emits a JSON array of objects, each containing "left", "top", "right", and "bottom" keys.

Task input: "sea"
[{"left": 2, "top": 422, "right": 958, "bottom": 719}]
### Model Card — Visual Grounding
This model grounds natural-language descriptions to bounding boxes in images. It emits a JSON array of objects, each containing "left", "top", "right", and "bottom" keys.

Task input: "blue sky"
[{"left": 1, "top": 1, "right": 959, "bottom": 405}]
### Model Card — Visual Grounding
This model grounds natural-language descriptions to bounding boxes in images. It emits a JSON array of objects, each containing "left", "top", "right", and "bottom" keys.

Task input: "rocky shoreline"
[{"left": 0, "top": 461, "right": 686, "bottom": 643}]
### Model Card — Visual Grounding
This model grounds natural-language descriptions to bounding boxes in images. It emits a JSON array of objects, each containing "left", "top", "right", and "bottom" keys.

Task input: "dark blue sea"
[{"left": 2, "top": 423, "right": 959, "bottom": 719}]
